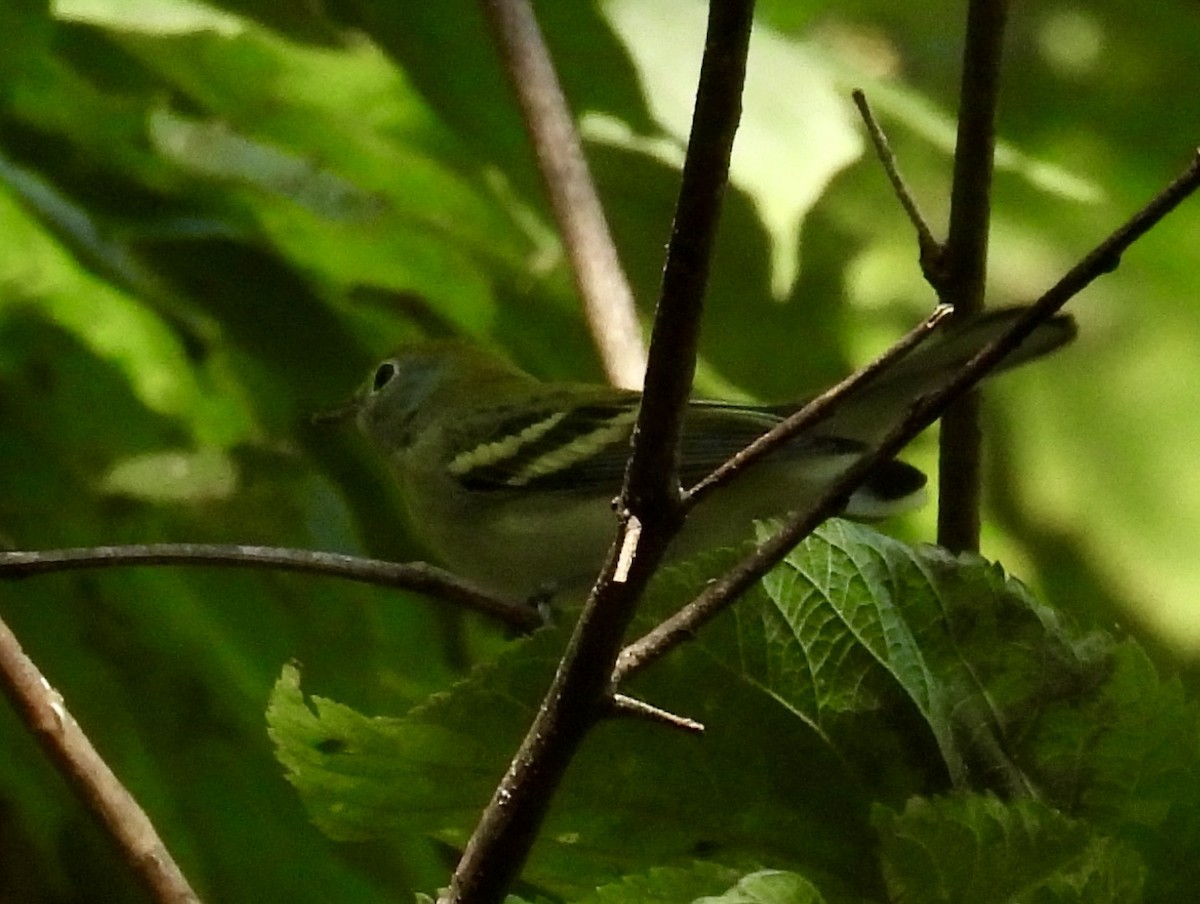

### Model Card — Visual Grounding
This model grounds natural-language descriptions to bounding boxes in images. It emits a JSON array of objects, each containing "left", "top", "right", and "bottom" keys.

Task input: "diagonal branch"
[
  {"left": 440, "top": 5, "right": 756, "bottom": 904},
  {"left": 0, "top": 613, "right": 203, "bottom": 904},
  {"left": 608, "top": 693, "right": 705, "bottom": 734},
  {"left": 615, "top": 150, "right": 1200, "bottom": 681},
  {"left": 481, "top": 0, "right": 646, "bottom": 388},
  {"left": 0, "top": 545, "right": 540, "bottom": 633},
  {"left": 851, "top": 89, "right": 939, "bottom": 265},
  {"left": 683, "top": 305, "right": 953, "bottom": 509}
]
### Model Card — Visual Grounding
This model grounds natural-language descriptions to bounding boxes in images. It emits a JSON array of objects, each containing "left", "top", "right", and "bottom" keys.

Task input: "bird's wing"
[
  {"left": 674, "top": 400, "right": 869, "bottom": 485},
  {"left": 445, "top": 391, "right": 642, "bottom": 492},
  {"left": 446, "top": 392, "right": 880, "bottom": 494}
]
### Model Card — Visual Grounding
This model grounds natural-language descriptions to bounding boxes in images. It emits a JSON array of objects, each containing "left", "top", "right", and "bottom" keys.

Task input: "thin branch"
[
  {"left": 941, "top": 0, "right": 1008, "bottom": 297},
  {"left": 937, "top": 0, "right": 1010, "bottom": 553},
  {"left": 615, "top": 150, "right": 1200, "bottom": 681},
  {"left": 851, "top": 89, "right": 939, "bottom": 264},
  {"left": 0, "top": 545, "right": 540, "bottom": 633},
  {"left": 1014, "top": 149, "right": 1200, "bottom": 307},
  {"left": 608, "top": 693, "right": 705, "bottom": 734},
  {"left": 682, "top": 304, "right": 954, "bottom": 509},
  {"left": 0, "top": 613, "right": 203, "bottom": 904},
  {"left": 621, "top": 5, "right": 753, "bottom": 516},
  {"left": 441, "top": 6, "right": 756, "bottom": 904},
  {"left": 480, "top": 0, "right": 646, "bottom": 388}
]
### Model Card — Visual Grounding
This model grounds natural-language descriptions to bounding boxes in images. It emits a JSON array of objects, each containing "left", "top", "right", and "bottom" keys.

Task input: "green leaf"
[
  {"left": 1033, "top": 642, "right": 1197, "bottom": 826},
  {"left": 873, "top": 794, "right": 1144, "bottom": 904},
  {"left": 717, "top": 519, "right": 1114, "bottom": 796},
  {"left": 268, "top": 620, "right": 879, "bottom": 898},
  {"left": 100, "top": 447, "right": 237, "bottom": 501},
  {"left": 56, "top": 0, "right": 245, "bottom": 35},
  {"left": 695, "top": 870, "right": 829, "bottom": 904},
  {"left": 579, "top": 863, "right": 743, "bottom": 904},
  {"left": 1030, "top": 642, "right": 1200, "bottom": 900},
  {"left": 268, "top": 521, "right": 1185, "bottom": 899},
  {"left": 267, "top": 656, "right": 533, "bottom": 843},
  {"left": 147, "top": 107, "right": 385, "bottom": 222}
]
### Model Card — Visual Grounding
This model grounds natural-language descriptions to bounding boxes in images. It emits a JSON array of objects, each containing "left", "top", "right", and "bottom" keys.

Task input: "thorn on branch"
[{"left": 608, "top": 693, "right": 705, "bottom": 734}]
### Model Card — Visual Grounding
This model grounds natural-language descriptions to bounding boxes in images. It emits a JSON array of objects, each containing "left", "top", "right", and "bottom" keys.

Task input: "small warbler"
[{"left": 342, "top": 308, "right": 1074, "bottom": 598}]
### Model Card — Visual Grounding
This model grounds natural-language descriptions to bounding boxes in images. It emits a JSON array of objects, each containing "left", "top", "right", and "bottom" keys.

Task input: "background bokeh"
[{"left": 1, "top": 0, "right": 1198, "bottom": 900}]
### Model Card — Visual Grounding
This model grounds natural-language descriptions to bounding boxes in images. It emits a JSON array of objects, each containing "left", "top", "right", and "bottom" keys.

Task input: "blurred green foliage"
[{"left": 2, "top": 0, "right": 1199, "bottom": 901}]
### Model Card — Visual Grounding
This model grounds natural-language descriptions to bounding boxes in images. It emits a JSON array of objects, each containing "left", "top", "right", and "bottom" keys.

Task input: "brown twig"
[
  {"left": 615, "top": 150, "right": 1200, "bottom": 681},
  {"left": 936, "top": 0, "right": 1010, "bottom": 553},
  {"left": 608, "top": 693, "right": 705, "bottom": 734},
  {"left": 851, "top": 89, "right": 940, "bottom": 265},
  {"left": 440, "top": 5, "right": 756, "bottom": 904},
  {"left": 0, "top": 545, "right": 540, "bottom": 633},
  {"left": 0, "top": 613, "right": 203, "bottom": 904},
  {"left": 480, "top": 0, "right": 646, "bottom": 388}
]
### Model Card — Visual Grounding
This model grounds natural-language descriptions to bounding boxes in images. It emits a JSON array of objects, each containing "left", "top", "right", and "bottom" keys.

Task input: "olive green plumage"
[{"left": 347, "top": 309, "right": 1075, "bottom": 597}]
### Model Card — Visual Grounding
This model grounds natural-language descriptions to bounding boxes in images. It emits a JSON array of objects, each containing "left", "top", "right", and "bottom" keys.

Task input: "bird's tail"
[{"left": 818, "top": 306, "right": 1076, "bottom": 442}]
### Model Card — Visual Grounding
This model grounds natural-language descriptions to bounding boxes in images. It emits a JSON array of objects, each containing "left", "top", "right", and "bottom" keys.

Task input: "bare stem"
[
  {"left": 480, "top": 0, "right": 646, "bottom": 388},
  {"left": 0, "top": 613, "right": 203, "bottom": 904},
  {"left": 851, "top": 88, "right": 940, "bottom": 264},
  {"left": 440, "top": 5, "right": 756, "bottom": 903},
  {"left": 0, "top": 545, "right": 540, "bottom": 633},
  {"left": 937, "top": 0, "right": 1010, "bottom": 553}
]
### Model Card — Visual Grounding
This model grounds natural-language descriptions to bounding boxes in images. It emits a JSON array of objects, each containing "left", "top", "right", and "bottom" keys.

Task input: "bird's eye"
[{"left": 372, "top": 362, "right": 398, "bottom": 392}]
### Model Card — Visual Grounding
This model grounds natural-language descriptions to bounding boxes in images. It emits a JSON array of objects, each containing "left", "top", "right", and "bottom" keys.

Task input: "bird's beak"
[{"left": 311, "top": 397, "right": 360, "bottom": 427}]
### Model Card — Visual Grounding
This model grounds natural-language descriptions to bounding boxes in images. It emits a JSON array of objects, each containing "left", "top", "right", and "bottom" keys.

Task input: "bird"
[{"left": 340, "top": 308, "right": 1075, "bottom": 599}]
